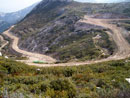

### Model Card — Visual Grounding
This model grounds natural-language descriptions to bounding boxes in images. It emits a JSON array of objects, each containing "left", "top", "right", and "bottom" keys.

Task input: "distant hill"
[
  {"left": 0, "top": 20, "right": 10, "bottom": 33},
  {"left": 0, "top": 2, "right": 39, "bottom": 33},
  {"left": 0, "top": 2, "right": 39, "bottom": 24}
]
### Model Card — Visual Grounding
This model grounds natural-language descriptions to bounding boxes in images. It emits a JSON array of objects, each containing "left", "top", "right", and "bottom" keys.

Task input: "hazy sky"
[
  {"left": 76, "top": 0, "right": 129, "bottom": 3},
  {"left": 0, "top": 0, "right": 129, "bottom": 13},
  {"left": 0, "top": 0, "right": 41, "bottom": 13}
]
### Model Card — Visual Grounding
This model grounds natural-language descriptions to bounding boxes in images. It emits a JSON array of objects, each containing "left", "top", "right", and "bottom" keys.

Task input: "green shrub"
[
  {"left": 109, "top": 61, "right": 125, "bottom": 67},
  {"left": 0, "top": 57, "right": 130, "bottom": 98},
  {"left": 50, "top": 78, "right": 76, "bottom": 98},
  {"left": 63, "top": 68, "right": 76, "bottom": 77}
]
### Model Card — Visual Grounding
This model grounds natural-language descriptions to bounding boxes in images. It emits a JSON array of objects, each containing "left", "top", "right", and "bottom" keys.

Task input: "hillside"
[
  {"left": 0, "top": 20, "right": 10, "bottom": 33},
  {"left": 0, "top": 57, "right": 130, "bottom": 98},
  {"left": 11, "top": 0, "right": 130, "bottom": 62}
]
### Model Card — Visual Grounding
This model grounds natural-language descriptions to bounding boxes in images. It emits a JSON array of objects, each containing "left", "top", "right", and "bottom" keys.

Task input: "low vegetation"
[
  {"left": 0, "top": 57, "right": 130, "bottom": 98},
  {"left": 48, "top": 29, "right": 115, "bottom": 62}
]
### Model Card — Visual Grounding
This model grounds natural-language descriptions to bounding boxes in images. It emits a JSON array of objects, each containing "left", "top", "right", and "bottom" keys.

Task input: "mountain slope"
[
  {"left": 0, "top": 2, "right": 39, "bottom": 33},
  {"left": 11, "top": 0, "right": 130, "bottom": 62},
  {"left": 0, "top": 20, "right": 10, "bottom": 33},
  {"left": 0, "top": 2, "right": 39, "bottom": 24}
]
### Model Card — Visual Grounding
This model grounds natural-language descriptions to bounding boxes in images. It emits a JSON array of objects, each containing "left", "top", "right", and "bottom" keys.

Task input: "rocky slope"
[{"left": 11, "top": 0, "right": 130, "bottom": 62}]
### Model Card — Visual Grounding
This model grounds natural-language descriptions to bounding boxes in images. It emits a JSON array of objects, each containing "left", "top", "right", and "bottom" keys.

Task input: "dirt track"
[
  {"left": 0, "top": 35, "right": 9, "bottom": 51},
  {"left": 3, "top": 27, "right": 56, "bottom": 64},
  {"left": 80, "top": 16, "right": 130, "bottom": 59},
  {"left": 3, "top": 16, "right": 130, "bottom": 67}
]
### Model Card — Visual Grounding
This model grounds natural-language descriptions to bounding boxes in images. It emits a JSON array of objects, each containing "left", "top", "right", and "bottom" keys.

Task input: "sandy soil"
[{"left": 3, "top": 16, "right": 130, "bottom": 67}]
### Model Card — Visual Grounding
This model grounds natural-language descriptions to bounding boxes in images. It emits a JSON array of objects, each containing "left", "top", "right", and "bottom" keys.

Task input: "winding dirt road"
[
  {"left": 3, "top": 27, "right": 56, "bottom": 64},
  {"left": 80, "top": 16, "right": 130, "bottom": 59},
  {"left": 3, "top": 16, "right": 130, "bottom": 67},
  {"left": 0, "top": 35, "right": 9, "bottom": 51}
]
